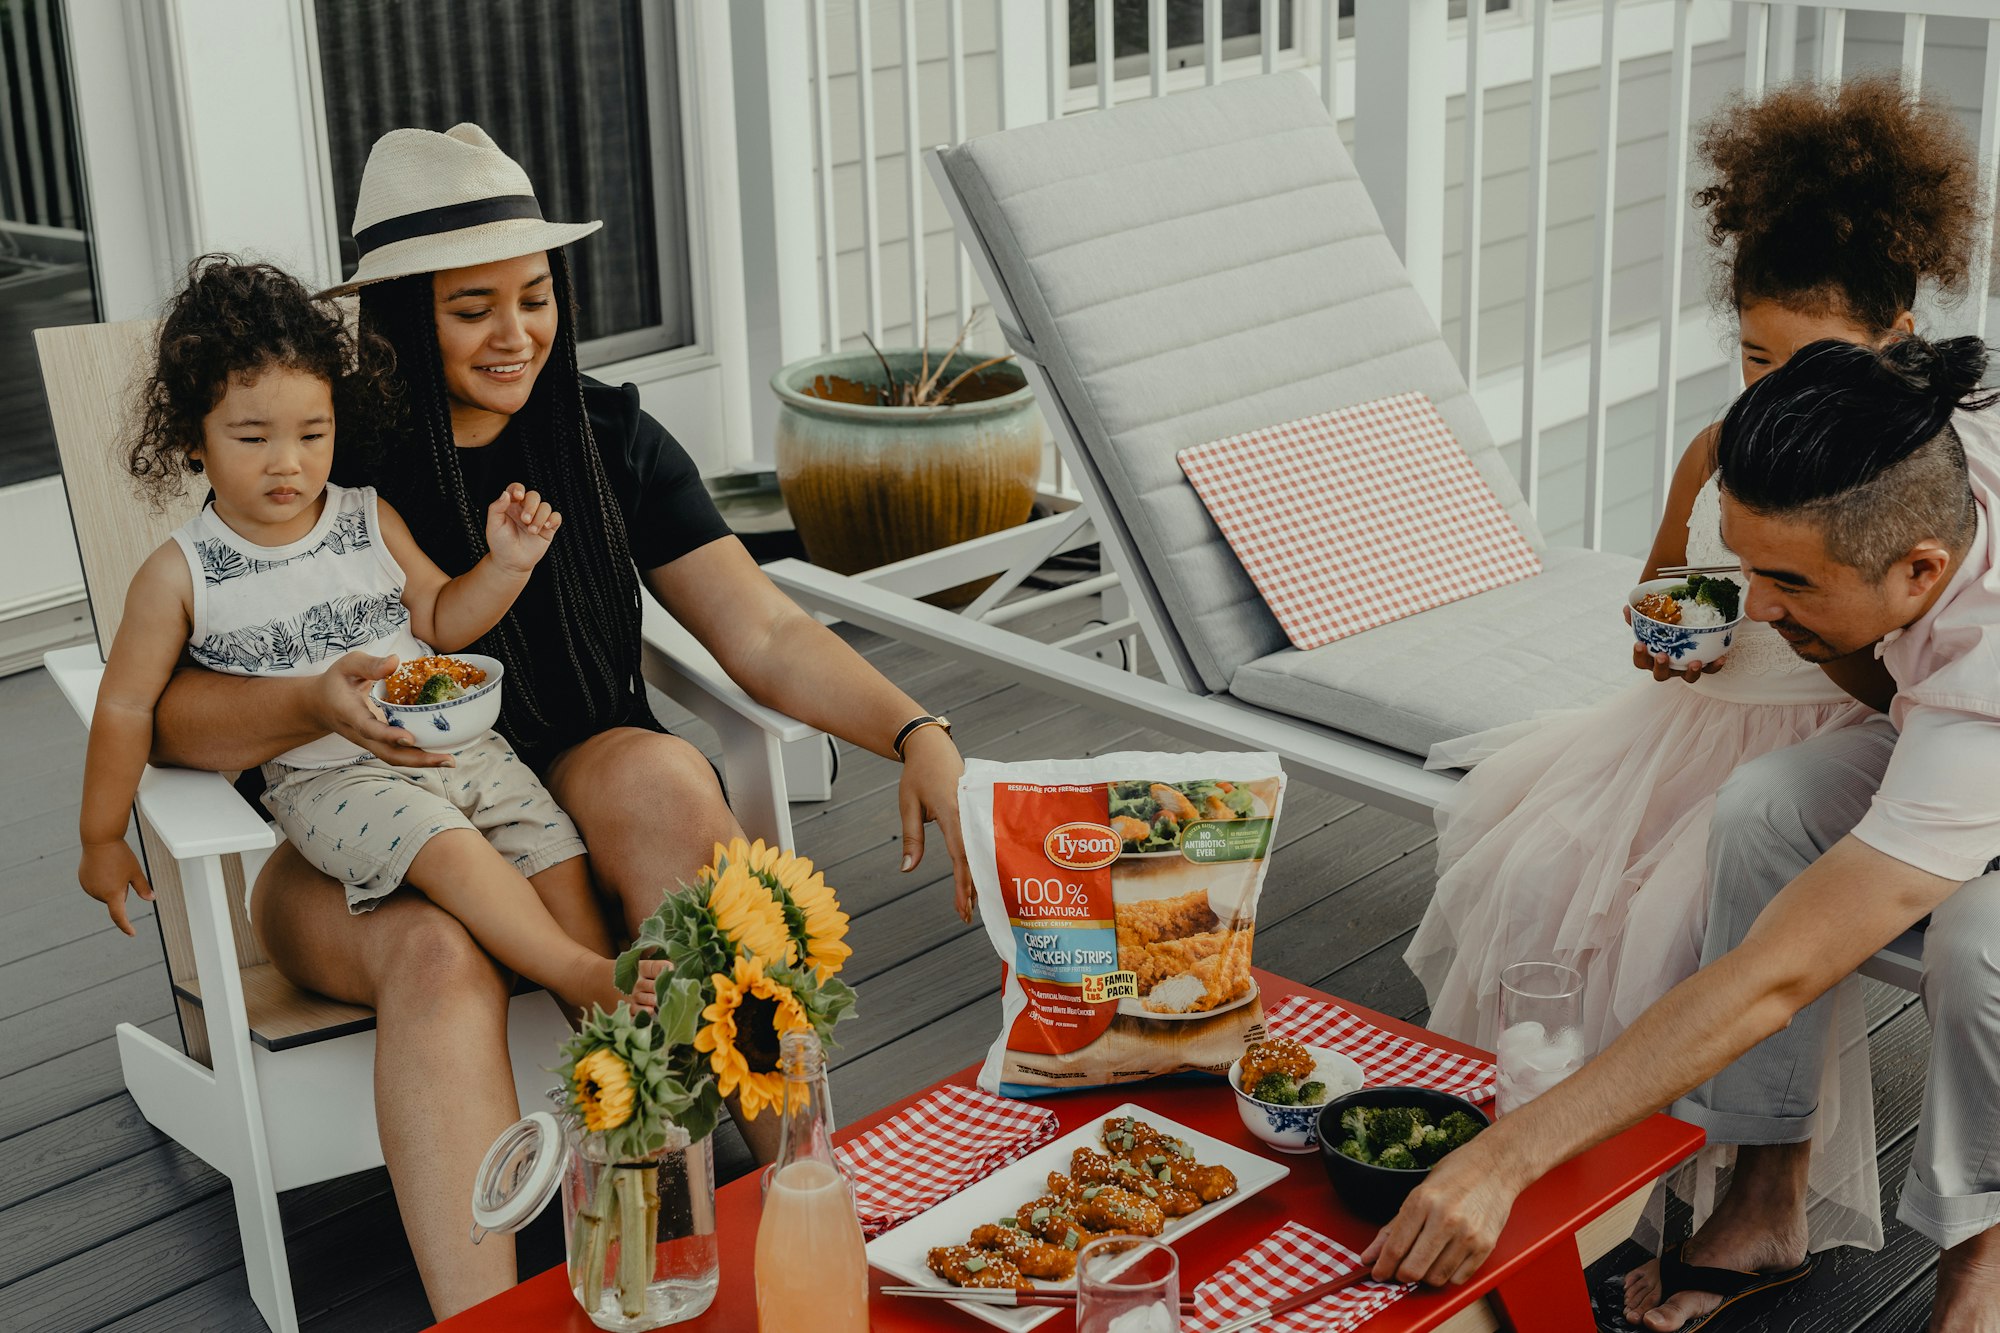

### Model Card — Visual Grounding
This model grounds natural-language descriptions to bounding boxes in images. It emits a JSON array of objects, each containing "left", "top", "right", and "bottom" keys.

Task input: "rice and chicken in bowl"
[{"left": 1630, "top": 572, "right": 1747, "bottom": 670}]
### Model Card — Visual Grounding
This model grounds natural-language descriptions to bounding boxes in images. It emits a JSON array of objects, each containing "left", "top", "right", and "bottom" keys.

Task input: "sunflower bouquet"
[
  {"left": 612, "top": 838, "right": 858, "bottom": 1124},
  {"left": 557, "top": 841, "right": 856, "bottom": 1322}
]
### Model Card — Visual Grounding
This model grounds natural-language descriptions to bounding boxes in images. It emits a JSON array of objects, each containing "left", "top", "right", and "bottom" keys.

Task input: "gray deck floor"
[{"left": 0, "top": 604, "right": 1943, "bottom": 1331}]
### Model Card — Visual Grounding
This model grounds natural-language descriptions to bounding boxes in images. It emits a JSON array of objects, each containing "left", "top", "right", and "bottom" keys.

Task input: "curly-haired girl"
[
  {"left": 1406, "top": 74, "right": 1985, "bottom": 1285},
  {"left": 77, "top": 256, "right": 648, "bottom": 1019}
]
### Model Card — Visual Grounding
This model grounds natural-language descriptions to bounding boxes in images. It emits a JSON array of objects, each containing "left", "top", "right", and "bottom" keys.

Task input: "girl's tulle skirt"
[{"left": 1406, "top": 681, "right": 1885, "bottom": 1253}]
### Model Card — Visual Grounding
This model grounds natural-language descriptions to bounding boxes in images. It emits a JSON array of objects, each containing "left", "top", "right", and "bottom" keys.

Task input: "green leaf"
[{"left": 656, "top": 975, "right": 706, "bottom": 1047}]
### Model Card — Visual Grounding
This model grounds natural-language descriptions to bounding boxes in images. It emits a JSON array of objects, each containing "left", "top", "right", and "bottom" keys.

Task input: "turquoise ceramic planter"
[{"left": 770, "top": 348, "right": 1040, "bottom": 605}]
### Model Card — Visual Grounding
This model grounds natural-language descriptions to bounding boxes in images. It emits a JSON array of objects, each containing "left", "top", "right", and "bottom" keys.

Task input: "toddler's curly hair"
[
  {"left": 130, "top": 255, "right": 393, "bottom": 496},
  {"left": 1695, "top": 74, "right": 1985, "bottom": 334}
]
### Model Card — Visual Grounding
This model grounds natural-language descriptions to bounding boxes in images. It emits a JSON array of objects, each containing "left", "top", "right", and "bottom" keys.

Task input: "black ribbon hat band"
[{"left": 353, "top": 194, "right": 544, "bottom": 257}]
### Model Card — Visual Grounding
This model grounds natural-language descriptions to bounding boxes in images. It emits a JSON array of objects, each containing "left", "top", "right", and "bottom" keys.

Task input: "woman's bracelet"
[{"left": 892, "top": 713, "right": 953, "bottom": 760}]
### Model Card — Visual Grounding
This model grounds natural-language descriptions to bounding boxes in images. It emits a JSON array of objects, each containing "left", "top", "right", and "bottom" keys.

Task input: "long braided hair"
[{"left": 357, "top": 250, "right": 646, "bottom": 757}]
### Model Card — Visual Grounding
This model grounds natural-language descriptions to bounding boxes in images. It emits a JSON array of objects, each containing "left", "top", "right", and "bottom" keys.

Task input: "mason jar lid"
[{"left": 469, "top": 1111, "right": 566, "bottom": 1242}]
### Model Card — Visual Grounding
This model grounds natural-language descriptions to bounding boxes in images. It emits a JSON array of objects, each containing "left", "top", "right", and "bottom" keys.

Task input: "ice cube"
[{"left": 1494, "top": 1021, "right": 1548, "bottom": 1066}]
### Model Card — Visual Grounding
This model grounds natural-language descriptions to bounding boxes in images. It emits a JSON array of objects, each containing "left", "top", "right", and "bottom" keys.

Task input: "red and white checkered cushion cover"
[{"left": 1176, "top": 392, "right": 1541, "bottom": 649}]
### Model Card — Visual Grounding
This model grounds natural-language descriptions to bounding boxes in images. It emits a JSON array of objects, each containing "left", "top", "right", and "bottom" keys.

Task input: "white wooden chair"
[
  {"left": 36, "top": 319, "right": 811, "bottom": 1332},
  {"left": 765, "top": 75, "right": 1925, "bottom": 995}
]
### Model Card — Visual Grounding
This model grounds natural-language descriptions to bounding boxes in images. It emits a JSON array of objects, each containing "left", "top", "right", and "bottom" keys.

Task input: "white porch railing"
[{"left": 734, "top": 0, "right": 2000, "bottom": 632}]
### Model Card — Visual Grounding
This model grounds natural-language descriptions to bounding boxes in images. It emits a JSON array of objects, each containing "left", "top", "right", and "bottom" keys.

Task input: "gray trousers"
[{"left": 1673, "top": 714, "right": 2000, "bottom": 1249}]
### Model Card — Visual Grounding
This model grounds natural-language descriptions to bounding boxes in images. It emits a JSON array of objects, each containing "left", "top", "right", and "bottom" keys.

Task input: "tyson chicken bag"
[{"left": 960, "top": 752, "right": 1285, "bottom": 1097}]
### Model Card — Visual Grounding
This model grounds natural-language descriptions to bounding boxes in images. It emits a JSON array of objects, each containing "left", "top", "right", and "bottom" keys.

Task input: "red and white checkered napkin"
[
  {"left": 1266, "top": 995, "right": 1497, "bottom": 1103},
  {"left": 1186, "top": 1222, "right": 1409, "bottom": 1333},
  {"left": 837, "top": 1084, "right": 1060, "bottom": 1239},
  {"left": 1176, "top": 392, "right": 1541, "bottom": 649}
]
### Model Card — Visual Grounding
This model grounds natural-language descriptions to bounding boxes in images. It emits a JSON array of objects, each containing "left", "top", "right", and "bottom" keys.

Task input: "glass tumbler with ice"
[
  {"left": 1495, "top": 961, "right": 1586, "bottom": 1115},
  {"left": 1077, "top": 1236, "right": 1179, "bottom": 1333}
]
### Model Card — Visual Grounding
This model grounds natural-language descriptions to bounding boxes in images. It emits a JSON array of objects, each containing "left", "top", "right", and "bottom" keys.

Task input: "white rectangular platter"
[{"left": 864, "top": 1101, "right": 1289, "bottom": 1331}]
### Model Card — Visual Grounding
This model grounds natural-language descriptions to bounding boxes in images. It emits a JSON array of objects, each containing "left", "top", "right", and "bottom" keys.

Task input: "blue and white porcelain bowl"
[
  {"left": 1228, "top": 1044, "right": 1366, "bottom": 1154},
  {"left": 1629, "top": 577, "right": 1745, "bottom": 671},
  {"left": 370, "top": 653, "right": 504, "bottom": 751}
]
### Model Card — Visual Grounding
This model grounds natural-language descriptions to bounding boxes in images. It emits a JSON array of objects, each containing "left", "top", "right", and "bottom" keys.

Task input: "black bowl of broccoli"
[{"left": 1315, "top": 1086, "right": 1491, "bottom": 1224}]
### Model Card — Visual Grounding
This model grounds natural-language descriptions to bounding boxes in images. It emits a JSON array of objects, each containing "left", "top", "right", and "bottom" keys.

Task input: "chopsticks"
[
  {"left": 885, "top": 1267, "right": 1382, "bottom": 1325},
  {"left": 1654, "top": 562, "right": 1742, "bottom": 577},
  {"left": 882, "top": 1286, "right": 1200, "bottom": 1310},
  {"left": 1205, "top": 1267, "right": 1378, "bottom": 1333}
]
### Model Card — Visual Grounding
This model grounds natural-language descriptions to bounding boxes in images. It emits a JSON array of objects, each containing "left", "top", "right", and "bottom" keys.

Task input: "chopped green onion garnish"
[{"left": 964, "top": 1255, "right": 987, "bottom": 1273}]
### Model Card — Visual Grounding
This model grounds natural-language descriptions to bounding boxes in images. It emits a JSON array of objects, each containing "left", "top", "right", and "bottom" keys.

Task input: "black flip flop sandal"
[{"left": 1652, "top": 1242, "right": 1816, "bottom": 1331}]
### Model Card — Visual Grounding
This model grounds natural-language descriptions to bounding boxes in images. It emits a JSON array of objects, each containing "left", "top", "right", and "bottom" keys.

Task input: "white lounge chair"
[
  {"left": 766, "top": 74, "right": 1924, "bottom": 993},
  {"left": 36, "top": 319, "right": 809, "bottom": 1332}
]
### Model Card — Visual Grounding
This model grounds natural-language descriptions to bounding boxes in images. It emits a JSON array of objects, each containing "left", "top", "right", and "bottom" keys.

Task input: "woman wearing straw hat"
[{"left": 150, "top": 124, "right": 970, "bottom": 1317}]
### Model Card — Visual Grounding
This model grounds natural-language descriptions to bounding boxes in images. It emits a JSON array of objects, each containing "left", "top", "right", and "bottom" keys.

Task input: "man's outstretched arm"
[{"left": 1366, "top": 835, "right": 1954, "bottom": 1287}]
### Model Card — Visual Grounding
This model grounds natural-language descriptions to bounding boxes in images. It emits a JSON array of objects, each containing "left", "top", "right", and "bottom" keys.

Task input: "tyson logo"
[{"left": 1044, "top": 821, "right": 1122, "bottom": 870}]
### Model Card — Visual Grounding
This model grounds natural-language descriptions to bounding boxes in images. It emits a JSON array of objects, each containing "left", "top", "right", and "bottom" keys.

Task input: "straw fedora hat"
[{"left": 319, "top": 123, "right": 601, "bottom": 297}]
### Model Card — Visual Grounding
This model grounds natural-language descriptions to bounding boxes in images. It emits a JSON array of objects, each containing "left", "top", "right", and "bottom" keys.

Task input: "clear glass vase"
[{"left": 560, "top": 1121, "right": 720, "bottom": 1330}]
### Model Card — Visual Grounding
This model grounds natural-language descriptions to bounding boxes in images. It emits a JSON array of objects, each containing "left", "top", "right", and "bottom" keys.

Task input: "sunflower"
[
  {"left": 571, "top": 1047, "right": 636, "bottom": 1133},
  {"left": 694, "top": 954, "right": 810, "bottom": 1118},
  {"left": 705, "top": 856, "right": 793, "bottom": 965},
  {"left": 719, "top": 838, "right": 851, "bottom": 981}
]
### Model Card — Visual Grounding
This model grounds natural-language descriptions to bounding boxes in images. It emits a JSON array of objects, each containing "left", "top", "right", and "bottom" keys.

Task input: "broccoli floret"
[
  {"left": 1376, "top": 1143, "right": 1418, "bottom": 1171},
  {"left": 415, "top": 672, "right": 465, "bottom": 704},
  {"left": 1339, "top": 1106, "right": 1375, "bottom": 1143},
  {"left": 1335, "top": 1137, "right": 1372, "bottom": 1165},
  {"left": 1252, "top": 1072, "right": 1299, "bottom": 1105},
  {"left": 1687, "top": 572, "right": 1742, "bottom": 620},
  {"left": 1439, "top": 1110, "right": 1485, "bottom": 1149},
  {"left": 1369, "top": 1106, "right": 1422, "bottom": 1154},
  {"left": 1410, "top": 1125, "right": 1454, "bottom": 1167},
  {"left": 1297, "top": 1080, "right": 1328, "bottom": 1106}
]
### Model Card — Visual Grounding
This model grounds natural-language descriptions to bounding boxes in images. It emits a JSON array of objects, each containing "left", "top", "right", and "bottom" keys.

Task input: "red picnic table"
[{"left": 433, "top": 969, "right": 1701, "bottom": 1333}]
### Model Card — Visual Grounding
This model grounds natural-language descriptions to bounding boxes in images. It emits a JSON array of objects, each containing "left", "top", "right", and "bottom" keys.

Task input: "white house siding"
[{"left": 803, "top": 4, "right": 1998, "bottom": 558}]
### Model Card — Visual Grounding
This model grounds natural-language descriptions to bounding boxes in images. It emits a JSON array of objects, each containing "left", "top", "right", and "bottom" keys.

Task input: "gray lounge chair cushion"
[
  {"left": 1229, "top": 547, "right": 1644, "bottom": 757},
  {"left": 940, "top": 75, "right": 1543, "bottom": 697}
]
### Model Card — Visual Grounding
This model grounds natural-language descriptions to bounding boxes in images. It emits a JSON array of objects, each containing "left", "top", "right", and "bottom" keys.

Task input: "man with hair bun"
[{"left": 1370, "top": 334, "right": 2000, "bottom": 1333}]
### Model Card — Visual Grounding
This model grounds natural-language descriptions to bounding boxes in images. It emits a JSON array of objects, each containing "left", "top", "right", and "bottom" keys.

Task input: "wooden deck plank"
[
  {"left": 0, "top": 668, "right": 86, "bottom": 754},
  {"left": 0, "top": 1014, "right": 180, "bottom": 1143},
  {"left": 0, "top": 962, "right": 170, "bottom": 1082},
  {"left": 0, "top": 808, "right": 88, "bottom": 876},
  {"left": 0, "top": 1138, "right": 226, "bottom": 1287},
  {"left": 0, "top": 840, "right": 97, "bottom": 916},
  {"left": 1863, "top": 1272, "right": 1938, "bottom": 1332},
  {"left": 0, "top": 1094, "right": 169, "bottom": 1213},
  {"left": 90, "top": 1268, "right": 275, "bottom": 1333},
  {"left": 0, "top": 911, "right": 165, "bottom": 1011},
  {"left": 0, "top": 755, "right": 85, "bottom": 831},
  {"left": 2, "top": 1186, "right": 245, "bottom": 1333},
  {"left": 0, "top": 891, "right": 154, "bottom": 965},
  {"left": 1313, "top": 928, "right": 1433, "bottom": 1023}
]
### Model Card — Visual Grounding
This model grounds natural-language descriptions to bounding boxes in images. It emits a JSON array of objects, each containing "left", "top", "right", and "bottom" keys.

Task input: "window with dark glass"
[
  {"left": 0, "top": 0, "right": 95, "bottom": 488},
  {"left": 314, "top": 0, "right": 693, "bottom": 363}
]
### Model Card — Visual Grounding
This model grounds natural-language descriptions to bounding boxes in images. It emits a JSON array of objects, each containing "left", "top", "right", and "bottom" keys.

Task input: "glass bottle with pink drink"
[{"left": 754, "top": 1029, "right": 869, "bottom": 1332}]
